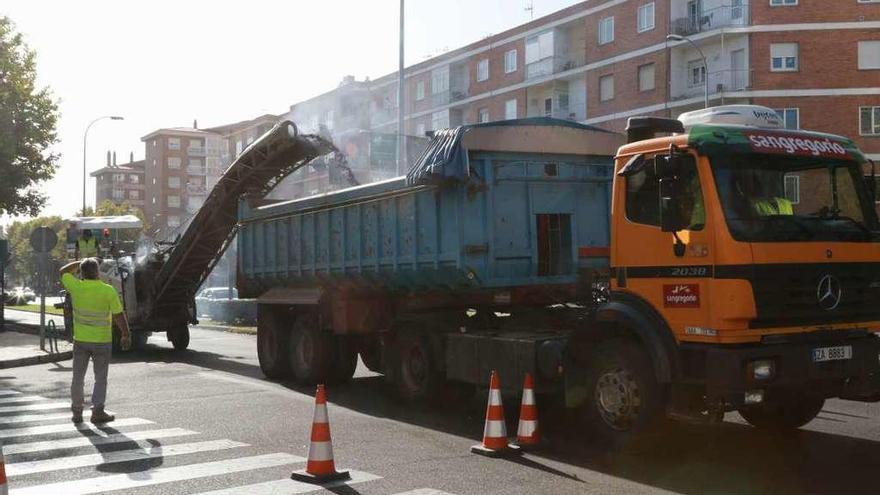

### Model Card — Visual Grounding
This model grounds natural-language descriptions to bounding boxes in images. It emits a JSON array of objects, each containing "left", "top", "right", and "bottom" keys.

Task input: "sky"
[{"left": 1, "top": 0, "right": 583, "bottom": 223}]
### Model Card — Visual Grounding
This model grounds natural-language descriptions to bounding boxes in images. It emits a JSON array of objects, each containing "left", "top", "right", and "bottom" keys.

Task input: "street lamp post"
[
  {"left": 667, "top": 34, "right": 709, "bottom": 109},
  {"left": 83, "top": 115, "right": 124, "bottom": 214}
]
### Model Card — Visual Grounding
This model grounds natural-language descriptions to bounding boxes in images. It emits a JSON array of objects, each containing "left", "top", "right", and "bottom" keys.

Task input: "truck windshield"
[{"left": 711, "top": 153, "right": 880, "bottom": 242}]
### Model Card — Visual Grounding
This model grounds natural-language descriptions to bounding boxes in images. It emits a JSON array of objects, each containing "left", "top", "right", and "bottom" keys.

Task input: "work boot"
[
  {"left": 71, "top": 409, "right": 83, "bottom": 424},
  {"left": 90, "top": 408, "right": 115, "bottom": 424}
]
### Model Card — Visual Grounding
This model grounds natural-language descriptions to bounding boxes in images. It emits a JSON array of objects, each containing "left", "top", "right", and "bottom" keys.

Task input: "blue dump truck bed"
[{"left": 237, "top": 118, "right": 622, "bottom": 299}]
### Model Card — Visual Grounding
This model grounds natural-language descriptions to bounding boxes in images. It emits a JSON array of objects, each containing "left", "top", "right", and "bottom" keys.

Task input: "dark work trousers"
[{"left": 70, "top": 341, "right": 112, "bottom": 411}]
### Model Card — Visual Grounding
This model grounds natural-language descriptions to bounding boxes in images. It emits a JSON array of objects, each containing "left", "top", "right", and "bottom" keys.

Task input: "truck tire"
[
  {"left": 581, "top": 338, "right": 665, "bottom": 448},
  {"left": 168, "top": 325, "right": 190, "bottom": 351},
  {"left": 257, "top": 307, "right": 292, "bottom": 379},
  {"left": 394, "top": 333, "right": 443, "bottom": 402},
  {"left": 328, "top": 337, "right": 358, "bottom": 384},
  {"left": 738, "top": 393, "right": 825, "bottom": 430},
  {"left": 289, "top": 313, "right": 333, "bottom": 385},
  {"left": 132, "top": 332, "right": 149, "bottom": 350}
]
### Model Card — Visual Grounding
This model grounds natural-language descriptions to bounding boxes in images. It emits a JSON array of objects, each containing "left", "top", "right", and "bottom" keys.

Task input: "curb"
[
  {"left": 0, "top": 350, "right": 73, "bottom": 369},
  {"left": 197, "top": 323, "right": 257, "bottom": 335}
]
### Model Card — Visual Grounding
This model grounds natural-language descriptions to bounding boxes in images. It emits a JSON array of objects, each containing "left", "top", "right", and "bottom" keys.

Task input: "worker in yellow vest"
[
  {"left": 752, "top": 196, "right": 794, "bottom": 216},
  {"left": 59, "top": 258, "right": 131, "bottom": 424},
  {"left": 75, "top": 229, "right": 100, "bottom": 260}
]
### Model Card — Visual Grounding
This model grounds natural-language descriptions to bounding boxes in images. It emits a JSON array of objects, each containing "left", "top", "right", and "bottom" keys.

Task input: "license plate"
[{"left": 812, "top": 345, "right": 852, "bottom": 363}]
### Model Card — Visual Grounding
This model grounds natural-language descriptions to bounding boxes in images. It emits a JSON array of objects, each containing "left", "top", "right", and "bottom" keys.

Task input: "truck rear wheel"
[
  {"left": 581, "top": 339, "right": 665, "bottom": 448},
  {"left": 257, "top": 306, "right": 291, "bottom": 379},
  {"left": 168, "top": 325, "right": 190, "bottom": 351},
  {"left": 289, "top": 313, "right": 333, "bottom": 385},
  {"left": 328, "top": 337, "right": 358, "bottom": 384},
  {"left": 394, "top": 333, "right": 443, "bottom": 402},
  {"left": 132, "top": 332, "right": 149, "bottom": 350},
  {"left": 738, "top": 393, "right": 824, "bottom": 430}
]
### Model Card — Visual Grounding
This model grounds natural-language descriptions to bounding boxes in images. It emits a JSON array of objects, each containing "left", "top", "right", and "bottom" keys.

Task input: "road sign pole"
[{"left": 39, "top": 229, "right": 46, "bottom": 351}]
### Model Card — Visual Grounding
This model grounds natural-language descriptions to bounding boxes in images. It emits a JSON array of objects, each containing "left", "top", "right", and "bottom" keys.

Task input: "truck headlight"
[{"left": 748, "top": 359, "right": 775, "bottom": 381}]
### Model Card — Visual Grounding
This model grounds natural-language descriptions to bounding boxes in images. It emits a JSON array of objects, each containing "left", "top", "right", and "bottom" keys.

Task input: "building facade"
[
  {"left": 281, "top": 0, "right": 879, "bottom": 200},
  {"left": 90, "top": 153, "right": 145, "bottom": 212}
]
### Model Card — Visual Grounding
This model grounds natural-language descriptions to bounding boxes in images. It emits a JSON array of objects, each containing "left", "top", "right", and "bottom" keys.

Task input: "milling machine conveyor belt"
[{"left": 149, "top": 120, "right": 333, "bottom": 317}]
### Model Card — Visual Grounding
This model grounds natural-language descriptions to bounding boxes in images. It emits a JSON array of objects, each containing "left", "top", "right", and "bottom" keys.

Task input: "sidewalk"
[{"left": 0, "top": 320, "right": 73, "bottom": 369}]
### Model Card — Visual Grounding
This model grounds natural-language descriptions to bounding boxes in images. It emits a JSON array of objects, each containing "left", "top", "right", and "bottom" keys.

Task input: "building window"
[
  {"left": 168, "top": 138, "right": 180, "bottom": 150},
  {"left": 189, "top": 139, "right": 201, "bottom": 148},
  {"left": 416, "top": 81, "right": 425, "bottom": 100},
  {"left": 477, "top": 59, "right": 489, "bottom": 82},
  {"left": 687, "top": 60, "right": 707, "bottom": 87},
  {"left": 770, "top": 43, "right": 798, "bottom": 71},
  {"left": 113, "top": 173, "right": 125, "bottom": 182},
  {"left": 638, "top": 63, "right": 655, "bottom": 91},
  {"left": 416, "top": 123, "right": 426, "bottom": 136},
  {"left": 861, "top": 106, "right": 880, "bottom": 135},
  {"left": 599, "top": 74, "right": 615, "bottom": 101},
  {"left": 858, "top": 41, "right": 880, "bottom": 70},
  {"left": 152, "top": 197, "right": 156, "bottom": 205},
  {"left": 784, "top": 175, "right": 800, "bottom": 204},
  {"left": 130, "top": 190, "right": 140, "bottom": 200},
  {"left": 152, "top": 178, "right": 156, "bottom": 185},
  {"left": 505, "top": 99, "right": 517, "bottom": 120},
  {"left": 152, "top": 140, "right": 157, "bottom": 147},
  {"left": 599, "top": 17, "right": 614, "bottom": 45},
  {"left": 168, "top": 195, "right": 180, "bottom": 208},
  {"left": 112, "top": 189, "right": 124, "bottom": 201},
  {"left": 770, "top": 0, "right": 797, "bottom": 5},
  {"left": 432, "top": 66, "right": 449, "bottom": 94},
  {"left": 168, "top": 157, "right": 181, "bottom": 169},
  {"left": 505, "top": 49, "right": 517, "bottom": 73},
  {"left": 130, "top": 175, "right": 139, "bottom": 184},
  {"left": 167, "top": 215, "right": 180, "bottom": 228},
  {"left": 478, "top": 108, "right": 490, "bottom": 123},
  {"left": 235, "top": 140, "right": 243, "bottom": 156},
  {"left": 168, "top": 176, "right": 181, "bottom": 188},
  {"left": 431, "top": 110, "right": 449, "bottom": 130},
  {"left": 637, "top": 3, "right": 655, "bottom": 32},
  {"left": 525, "top": 31, "right": 554, "bottom": 65},
  {"left": 774, "top": 108, "right": 800, "bottom": 129}
]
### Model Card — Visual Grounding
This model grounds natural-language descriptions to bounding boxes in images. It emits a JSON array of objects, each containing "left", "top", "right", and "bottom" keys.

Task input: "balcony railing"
[
  {"left": 673, "top": 69, "right": 751, "bottom": 100},
  {"left": 526, "top": 54, "right": 587, "bottom": 80},
  {"left": 186, "top": 166, "right": 207, "bottom": 175},
  {"left": 670, "top": 3, "right": 749, "bottom": 36},
  {"left": 187, "top": 146, "right": 206, "bottom": 156}
]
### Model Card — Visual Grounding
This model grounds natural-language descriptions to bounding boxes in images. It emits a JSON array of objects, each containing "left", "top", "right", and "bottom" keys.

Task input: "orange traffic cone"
[
  {"left": 291, "top": 384, "right": 350, "bottom": 484},
  {"left": 1, "top": 441, "right": 7, "bottom": 495},
  {"left": 513, "top": 373, "right": 540, "bottom": 449},
  {"left": 471, "top": 370, "right": 521, "bottom": 457}
]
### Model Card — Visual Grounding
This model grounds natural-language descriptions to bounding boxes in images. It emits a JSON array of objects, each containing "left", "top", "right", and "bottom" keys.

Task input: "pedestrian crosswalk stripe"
[
  {"left": 0, "top": 390, "right": 22, "bottom": 396},
  {"left": 10, "top": 452, "right": 305, "bottom": 495},
  {"left": 7, "top": 438, "right": 248, "bottom": 477},
  {"left": 0, "top": 417, "right": 152, "bottom": 440},
  {"left": 0, "top": 410, "right": 99, "bottom": 425},
  {"left": 0, "top": 396, "right": 46, "bottom": 405},
  {"left": 3, "top": 427, "right": 197, "bottom": 455},
  {"left": 390, "top": 489, "right": 458, "bottom": 495},
  {"left": 0, "top": 401, "right": 69, "bottom": 413},
  {"left": 191, "top": 470, "right": 382, "bottom": 495}
]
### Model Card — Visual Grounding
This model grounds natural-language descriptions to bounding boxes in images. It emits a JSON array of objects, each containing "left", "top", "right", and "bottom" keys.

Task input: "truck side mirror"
[{"left": 659, "top": 177, "right": 687, "bottom": 233}]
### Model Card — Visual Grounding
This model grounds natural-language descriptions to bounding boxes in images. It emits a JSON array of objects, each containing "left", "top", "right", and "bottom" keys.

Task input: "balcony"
[
  {"left": 672, "top": 69, "right": 751, "bottom": 100},
  {"left": 670, "top": 3, "right": 749, "bottom": 36},
  {"left": 186, "top": 165, "right": 207, "bottom": 176},
  {"left": 187, "top": 146, "right": 206, "bottom": 156}
]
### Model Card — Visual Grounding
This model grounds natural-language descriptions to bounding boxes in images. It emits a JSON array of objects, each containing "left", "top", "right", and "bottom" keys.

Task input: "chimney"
[
  {"left": 193, "top": 119, "right": 198, "bottom": 129},
  {"left": 112, "top": 151, "right": 117, "bottom": 166},
  {"left": 129, "top": 151, "right": 134, "bottom": 163},
  {"left": 106, "top": 151, "right": 111, "bottom": 167}
]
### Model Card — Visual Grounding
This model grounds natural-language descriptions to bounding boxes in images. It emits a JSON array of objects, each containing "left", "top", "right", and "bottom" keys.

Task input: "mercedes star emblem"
[{"left": 816, "top": 274, "right": 842, "bottom": 311}]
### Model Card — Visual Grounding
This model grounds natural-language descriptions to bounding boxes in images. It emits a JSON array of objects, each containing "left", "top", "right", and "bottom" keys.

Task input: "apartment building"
[
  {"left": 282, "top": 0, "right": 879, "bottom": 200},
  {"left": 90, "top": 152, "right": 145, "bottom": 212}
]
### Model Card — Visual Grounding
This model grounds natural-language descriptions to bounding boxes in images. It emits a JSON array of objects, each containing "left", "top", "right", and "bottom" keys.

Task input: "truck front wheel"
[
  {"left": 394, "top": 334, "right": 443, "bottom": 402},
  {"left": 738, "top": 393, "right": 824, "bottom": 430},
  {"left": 582, "top": 339, "right": 665, "bottom": 447},
  {"left": 168, "top": 325, "right": 190, "bottom": 351},
  {"left": 257, "top": 307, "right": 291, "bottom": 379}
]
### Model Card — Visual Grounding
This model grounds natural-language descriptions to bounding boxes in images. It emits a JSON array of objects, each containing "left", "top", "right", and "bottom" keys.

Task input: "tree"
[
  {"left": 3, "top": 215, "right": 65, "bottom": 291},
  {"left": 0, "top": 17, "right": 60, "bottom": 216}
]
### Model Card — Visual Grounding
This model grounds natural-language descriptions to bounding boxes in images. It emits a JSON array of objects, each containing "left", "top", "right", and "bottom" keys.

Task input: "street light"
[
  {"left": 83, "top": 115, "right": 124, "bottom": 214},
  {"left": 667, "top": 34, "right": 709, "bottom": 109}
]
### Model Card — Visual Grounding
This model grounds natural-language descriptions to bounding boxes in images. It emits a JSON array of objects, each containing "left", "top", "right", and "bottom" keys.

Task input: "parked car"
[
  {"left": 4, "top": 286, "right": 36, "bottom": 305},
  {"left": 195, "top": 287, "right": 255, "bottom": 324}
]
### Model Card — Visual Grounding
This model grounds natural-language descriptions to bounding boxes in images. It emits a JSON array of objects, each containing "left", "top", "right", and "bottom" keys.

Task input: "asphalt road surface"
[{"left": 2, "top": 316, "right": 880, "bottom": 494}]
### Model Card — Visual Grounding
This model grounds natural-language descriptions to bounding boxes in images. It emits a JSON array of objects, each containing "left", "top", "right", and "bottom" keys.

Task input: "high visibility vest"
[
  {"left": 60, "top": 273, "right": 122, "bottom": 343},
  {"left": 77, "top": 237, "right": 97, "bottom": 258},
  {"left": 753, "top": 197, "right": 794, "bottom": 216}
]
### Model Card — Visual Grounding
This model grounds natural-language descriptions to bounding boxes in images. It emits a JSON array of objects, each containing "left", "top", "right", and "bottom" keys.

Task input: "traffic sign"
[{"left": 29, "top": 226, "right": 57, "bottom": 253}]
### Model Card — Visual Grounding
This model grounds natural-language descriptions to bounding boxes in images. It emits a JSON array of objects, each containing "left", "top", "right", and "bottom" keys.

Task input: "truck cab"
[{"left": 600, "top": 105, "right": 880, "bottom": 432}]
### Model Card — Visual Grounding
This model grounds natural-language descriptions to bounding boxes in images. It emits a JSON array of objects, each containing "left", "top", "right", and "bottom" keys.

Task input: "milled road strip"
[
  {"left": 2, "top": 427, "right": 197, "bottom": 455},
  {"left": 11, "top": 452, "right": 306, "bottom": 495},
  {"left": 6, "top": 438, "right": 248, "bottom": 476}
]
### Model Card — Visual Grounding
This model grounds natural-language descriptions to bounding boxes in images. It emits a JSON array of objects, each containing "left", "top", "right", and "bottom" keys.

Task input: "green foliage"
[
  {"left": 0, "top": 17, "right": 60, "bottom": 216},
  {"left": 3, "top": 215, "right": 66, "bottom": 289}
]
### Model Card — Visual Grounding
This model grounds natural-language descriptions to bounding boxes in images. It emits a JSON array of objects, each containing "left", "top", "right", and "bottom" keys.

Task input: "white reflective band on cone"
[
  {"left": 312, "top": 404, "right": 328, "bottom": 424},
  {"left": 307, "top": 441, "right": 334, "bottom": 462},
  {"left": 488, "top": 389, "right": 502, "bottom": 406},
  {"left": 483, "top": 419, "right": 506, "bottom": 438},
  {"left": 517, "top": 420, "right": 538, "bottom": 437},
  {"left": 521, "top": 390, "right": 535, "bottom": 405}
]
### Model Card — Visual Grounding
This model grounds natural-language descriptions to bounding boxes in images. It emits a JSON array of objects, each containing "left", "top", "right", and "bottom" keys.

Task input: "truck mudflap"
[{"left": 686, "top": 334, "right": 880, "bottom": 407}]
